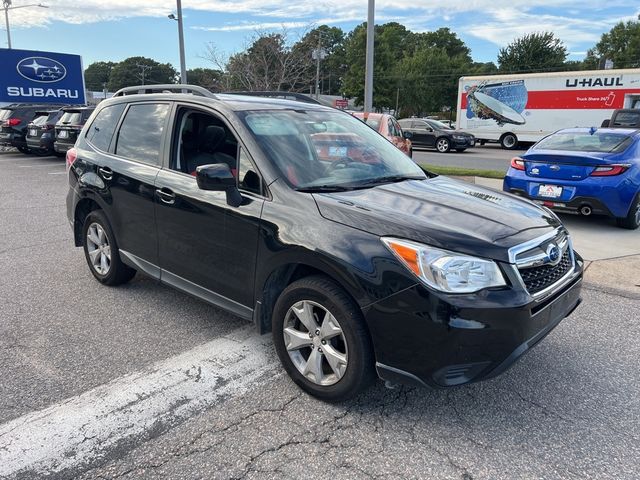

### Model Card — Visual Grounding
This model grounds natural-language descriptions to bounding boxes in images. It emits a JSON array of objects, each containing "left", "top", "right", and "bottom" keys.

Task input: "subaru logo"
[
  {"left": 16, "top": 57, "right": 67, "bottom": 83},
  {"left": 550, "top": 165, "right": 561, "bottom": 171},
  {"left": 531, "top": 168, "right": 539, "bottom": 175},
  {"left": 546, "top": 244, "right": 561, "bottom": 265}
]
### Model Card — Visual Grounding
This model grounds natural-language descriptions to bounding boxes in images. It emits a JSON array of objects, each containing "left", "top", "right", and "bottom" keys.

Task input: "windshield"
[
  {"left": 534, "top": 131, "right": 633, "bottom": 153},
  {"left": 240, "top": 109, "right": 425, "bottom": 190}
]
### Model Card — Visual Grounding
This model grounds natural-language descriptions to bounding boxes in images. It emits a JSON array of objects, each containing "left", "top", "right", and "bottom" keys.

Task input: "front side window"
[
  {"left": 534, "top": 131, "right": 633, "bottom": 153},
  {"left": 240, "top": 109, "right": 425, "bottom": 190},
  {"left": 86, "top": 103, "right": 126, "bottom": 152},
  {"left": 115, "top": 103, "right": 170, "bottom": 165}
]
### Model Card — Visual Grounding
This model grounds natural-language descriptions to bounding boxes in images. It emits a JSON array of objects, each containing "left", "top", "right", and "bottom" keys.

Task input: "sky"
[{"left": 2, "top": 1, "right": 639, "bottom": 71}]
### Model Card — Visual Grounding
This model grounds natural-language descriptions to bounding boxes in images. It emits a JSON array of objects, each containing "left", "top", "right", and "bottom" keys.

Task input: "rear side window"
[
  {"left": 32, "top": 114, "right": 49, "bottom": 126},
  {"left": 86, "top": 103, "right": 126, "bottom": 152},
  {"left": 115, "top": 103, "right": 170, "bottom": 165}
]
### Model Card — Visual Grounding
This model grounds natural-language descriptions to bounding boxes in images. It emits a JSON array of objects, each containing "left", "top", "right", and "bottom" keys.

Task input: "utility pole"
[
  {"left": 313, "top": 31, "right": 324, "bottom": 101},
  {"left": 3, "top": 0, "right": 11, "bottom": 49},
  {"left": 175, "top": 0, "right": 187, "bottom": 84},
  {"left": 136, "top": 63, "right": 152, "bottom": 85},
  {"left": 364, "top": 0, "right": 375, "bottom": 113}
]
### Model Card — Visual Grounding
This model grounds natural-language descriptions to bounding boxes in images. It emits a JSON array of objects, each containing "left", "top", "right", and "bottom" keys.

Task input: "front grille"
[{"left": 519, "top": 249, "right": 572, "bottom": 294}]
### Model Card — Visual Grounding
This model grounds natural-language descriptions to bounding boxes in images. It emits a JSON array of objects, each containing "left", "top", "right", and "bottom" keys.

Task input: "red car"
[{"left": 351, "top": 112, "right": 412, "bottom": 157}]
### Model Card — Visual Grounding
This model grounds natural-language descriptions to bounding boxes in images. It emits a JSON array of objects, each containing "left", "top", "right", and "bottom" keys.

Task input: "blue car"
[{"left": 503, "top": 128, "right": 640, "bottom": 229}]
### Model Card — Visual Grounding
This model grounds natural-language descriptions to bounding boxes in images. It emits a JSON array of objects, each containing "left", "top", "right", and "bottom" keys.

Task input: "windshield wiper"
[
  {"left": 295, "top": 184, "right": 354, "bottom": 193},
  {"left": 352, "top": 175, "right": 425, "bottom": 187}
]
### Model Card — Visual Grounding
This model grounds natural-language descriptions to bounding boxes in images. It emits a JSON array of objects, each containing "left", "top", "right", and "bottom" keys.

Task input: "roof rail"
[{"left": 112, "top": 84, "right": 217, "bottom": 98}]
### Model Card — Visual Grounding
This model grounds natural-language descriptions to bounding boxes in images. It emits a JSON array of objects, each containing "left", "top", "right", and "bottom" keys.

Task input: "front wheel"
[
  {"left": 616, "top": 194, "right": 640, "bottom": 229},
  {"left": 435, "top": 137, "right": 450, "bottom": 153},
  {"left": 272, "top": 276, "right": 375, "bottom": 402},
  {"left": 82, "top": 210, "right": 136, "bottom": 285}
]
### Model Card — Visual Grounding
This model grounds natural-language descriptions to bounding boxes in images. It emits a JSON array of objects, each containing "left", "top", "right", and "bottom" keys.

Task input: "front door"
[{"left": 155, "top": 106, "right": 265, "bottom": 316}]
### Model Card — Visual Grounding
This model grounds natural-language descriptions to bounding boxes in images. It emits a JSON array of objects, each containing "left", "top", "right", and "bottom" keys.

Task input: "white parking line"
[
  {"left": 0, "top": 327, "right": 278, "bottom": 478},
  {"left": 48, "top": 171, "right": 68, "bottom": 175}
]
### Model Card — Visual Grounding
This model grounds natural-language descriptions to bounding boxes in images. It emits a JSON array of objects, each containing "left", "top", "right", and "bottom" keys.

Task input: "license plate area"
[
  {"left": 538, "top": 184, "right": 562, "bottom": 198},
  {"left": 29, "top": 129, "right": 38, "bottom": 136},
  {"left": 58, "top": 130, "right": 68, "bottom": 139}
]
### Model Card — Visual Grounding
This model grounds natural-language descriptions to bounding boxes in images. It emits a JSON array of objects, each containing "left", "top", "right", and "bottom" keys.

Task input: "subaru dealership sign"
[{"left": 0, "top": 48, "right": 86, "bottom": 105}]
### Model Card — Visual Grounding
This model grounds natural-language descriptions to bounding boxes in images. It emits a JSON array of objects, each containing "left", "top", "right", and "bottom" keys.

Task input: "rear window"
[
  {"left": 47, "top": 111, "right": 63, "bottom": 124},
  {"left": 32, "top": 113, "right": 50, "bottom": 126},
  {"left": 534, "top": 131, "right": 633, "bottom": 153},
  {"left": 59, "top": 111, "right": 83, "bottom": 125},
  {"left": 0, "top": 109, "right": 13, "bottom": 121},
  {"left": 612, "top": 111, "right": 640, "bottom": 127}
]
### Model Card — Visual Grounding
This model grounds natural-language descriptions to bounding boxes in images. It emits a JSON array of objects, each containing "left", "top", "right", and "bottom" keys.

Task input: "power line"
[{"left": 136, "top": 63, "right": 152, "bottom": 85}]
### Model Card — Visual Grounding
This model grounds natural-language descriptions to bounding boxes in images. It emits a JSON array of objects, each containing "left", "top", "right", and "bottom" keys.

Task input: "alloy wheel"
[
  {"left": 86, "top": 222, "right": 111, "bottom": 275},
  {"left": 436, "top": 139, "right": 449, "bottom": 152},
  {"left": 282, "top": 300, "right": 348, "bottom": 386}
]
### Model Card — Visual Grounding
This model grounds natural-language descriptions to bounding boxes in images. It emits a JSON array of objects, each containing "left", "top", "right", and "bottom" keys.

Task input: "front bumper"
[
  {"left": 365, "top": 254, "right": 583, "bottom": 388},
  {"left": 451, "top": 137, "right": 475, "bottom": 148}
]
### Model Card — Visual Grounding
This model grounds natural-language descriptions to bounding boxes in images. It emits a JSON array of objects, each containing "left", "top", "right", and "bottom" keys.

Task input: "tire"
[
  {"left": 455, "top": 148, "right": 466, "bottom": 153},
  {"left": 616, "top": 193, "right": 640, "bottom": 230},
  {"left": 82, "top": 210, "right": 136, "bottom": 285},
  {"left": 435, "top": 137, "right": 450, "bottom": 153},
  {"left": 272, "top": 275, "right": 375, "bottom": 402},
  {"left": 32, "top": 148, "right": 53, "bottom": 157},
  {"left": 17, "top": 146, "right": 31, "bottom": 154},
  {"left": 500, "top": 133, "right": 518, "bottom": 150}
]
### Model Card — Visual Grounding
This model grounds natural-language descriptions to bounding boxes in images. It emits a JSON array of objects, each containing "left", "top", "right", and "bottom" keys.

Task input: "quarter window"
[
  {"left": 115, "top": 103, "right": 170, "bottom": 165},
  {"left": 238, "top": 148, "right": 262, "bottom": 195},
  {"left": 86, "top": 104, "right": 126, "bottom": 152}
]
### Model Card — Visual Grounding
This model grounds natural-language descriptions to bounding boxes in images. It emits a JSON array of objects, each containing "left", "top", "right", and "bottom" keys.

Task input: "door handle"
[
  {"left": 156, "top": 188, "right": 176, "bottom": 205},
  {"left": 98, "top": 166, "right": 113, "bottom": 180}
]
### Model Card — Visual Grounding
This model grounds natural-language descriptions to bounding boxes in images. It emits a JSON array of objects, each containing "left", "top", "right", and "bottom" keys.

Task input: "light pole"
[
  {"left": 364, "top": 0, "right": 375, "bottom": 113},
  {"left": 2, "top": 1, "right": 49, "bottom": 49},
  {"left": 168, "top": 0, "right": 187, "bottom": 85}
]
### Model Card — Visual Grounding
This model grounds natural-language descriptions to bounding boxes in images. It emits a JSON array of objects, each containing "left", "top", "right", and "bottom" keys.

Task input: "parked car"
[
  {"left": 601, "top": 109, "right": 640, "bottom": 128},
  {"left": 504, "top": 128, "right": 640, "bottom": 229},
  {"left": 398, "top": 118, "right": 475, "bottom": 153},
  {"left": 351, "top": 112, "right": 412, "bottom": 157},
  {"left": 25, "top": 109, "right": 65, "bottom": 156},
  {"left": 0, "top": 103, "right": 57, "bottom": 153},
  {"left": 54, "top": 106, "right": 95, "bottom": 156},
  {"left": 66, "top": 85, "right": 583, "bottom": 402}
]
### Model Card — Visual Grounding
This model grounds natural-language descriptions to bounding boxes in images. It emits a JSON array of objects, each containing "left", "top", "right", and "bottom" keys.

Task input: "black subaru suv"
[
  {"left": 0, "top": 103, "right": 58, "bottom": 153},
  {"left": 54, "top": 106, "right": 95, "bottom": 155},
  {"left": 25, "top": 109, "right": 65, "bottom": 156},
  {"left": 66, "top": 85, "right": 583, "bottom": 401}
]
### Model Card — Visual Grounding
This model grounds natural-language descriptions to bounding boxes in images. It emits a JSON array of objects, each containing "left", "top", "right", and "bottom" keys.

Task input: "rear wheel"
[
  {"left": 435, "top": 137, "right": 450, "bottom": 153},
  {"left": 16, "top": 146, "right": 30, "bottom": 154},
  {"left": 82, "top": 210, "right": 136, "bottom": 285},
  {"left": 32, "top": 148, "right": 53, "bottom": 157},
  {"left": 272, "top": 276, "right": 375, "bottom": 402},
  {"left": 616, "top": 193, "right": 640, "bottom": 230},
  {"left": 500, "top": 133, "right": 518, "bottom": 150}
]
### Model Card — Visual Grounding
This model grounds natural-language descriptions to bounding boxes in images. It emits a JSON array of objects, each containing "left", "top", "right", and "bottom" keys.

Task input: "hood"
[{"left": 313, "top": 176, "right": 560, "bottom": 263}]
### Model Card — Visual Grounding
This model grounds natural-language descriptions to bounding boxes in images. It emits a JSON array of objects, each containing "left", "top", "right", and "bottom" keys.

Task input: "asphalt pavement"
[
  {"left": 1, "top": 150, "right": 639, "bottom": 480},
  {"left": 413, "top": 144, "right": 520, "bottom": 172}
]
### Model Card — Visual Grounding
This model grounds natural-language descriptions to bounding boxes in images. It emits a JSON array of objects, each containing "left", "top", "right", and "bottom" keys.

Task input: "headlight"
[{"left": 382, "top": 237, "right": 506, "bottom": 293}]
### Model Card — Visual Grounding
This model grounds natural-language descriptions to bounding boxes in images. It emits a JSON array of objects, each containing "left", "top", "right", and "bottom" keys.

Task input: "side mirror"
[
  {"left": 196, "top": 163, "right": 242, "bottom": 207},
  {"left": 403, "top": 130, "right": 413, "bottom": 139},
  {"left": 425, "top": 127, "right": 434, "bottom": 132}
]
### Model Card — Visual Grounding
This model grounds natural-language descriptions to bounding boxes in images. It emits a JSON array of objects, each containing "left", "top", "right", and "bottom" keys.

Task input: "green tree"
[
  {"left": 84, "top": 61, "right": 115, "bottom": 91},
  {"left": 497, "top": 32, "right": 568, "bottom": 73},
  {"left": 412, "top": 28, "right": 472, "bottom": 62},
  {"left": 186, "top": 68, "right": 224, "bottom": 91},
  {"left": 107, "top": 57, "right": 178, "bottom": 91},
  {"left": 342, "top": 22, "right": 414, "bottom": 109},
  {"left": 584, "top": 15, "right": 640, "bottom": 69},
  {"left": 292, "top": 25, "right": 347, "bottom": 95}
]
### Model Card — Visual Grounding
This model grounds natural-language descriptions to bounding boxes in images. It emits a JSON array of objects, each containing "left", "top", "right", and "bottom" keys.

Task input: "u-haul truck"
[{"left": 456, "top": 68, "right": 640, "bottom": 149}]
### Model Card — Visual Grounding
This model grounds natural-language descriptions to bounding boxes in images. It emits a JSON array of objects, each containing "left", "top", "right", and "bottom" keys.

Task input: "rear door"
[{"left": 87, "top": 101, "right": 171, "bottom": 269}]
